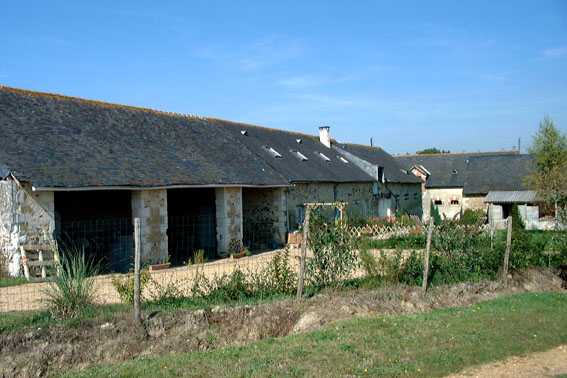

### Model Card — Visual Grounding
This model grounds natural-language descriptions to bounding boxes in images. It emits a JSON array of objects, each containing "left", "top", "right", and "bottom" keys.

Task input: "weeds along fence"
[
  {"left": 2, "top": 216, "right": 563, "bottom": 313},
  {"left": 0, "top": 248, "right": 308, "bottom": 312}
]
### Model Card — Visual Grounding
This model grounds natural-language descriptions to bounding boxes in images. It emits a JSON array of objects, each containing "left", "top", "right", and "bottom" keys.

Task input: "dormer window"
[
  {"left": 339, "top": 156, "right": 349, "bottom": 164},
  {"left": 316, "top": 151, "right": 330, "bottom": 162},
  {"left": 265, "top": 146, "right": 282, "bottom": 158},
  {"left": 291, "top": 150, "right": 308, "bottom": 161},
  {"left": 240, "top": 130, "right": 248, "bottom": 136},
  {"left": 296, "top": 139, "right": 302, "bottom": 144}
]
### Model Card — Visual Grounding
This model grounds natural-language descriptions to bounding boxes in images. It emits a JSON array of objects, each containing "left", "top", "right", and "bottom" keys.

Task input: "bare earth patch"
[
  {"left": 0, "top": 268, "right": 564, "bottom": 377},
  {"left": 448, "top": 344, "right": 567, "bottom": 378}
]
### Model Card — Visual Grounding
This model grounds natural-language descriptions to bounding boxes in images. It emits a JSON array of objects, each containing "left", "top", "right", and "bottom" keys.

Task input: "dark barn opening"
[
  {"left": 54, "top": 191, "right": 133, "bottom": 273},
  {"left": 167, "top": 188, "right": 216, "bottom": 266}
]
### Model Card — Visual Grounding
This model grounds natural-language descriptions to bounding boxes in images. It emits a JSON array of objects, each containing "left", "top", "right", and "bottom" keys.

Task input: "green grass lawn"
[
  {"left": 0, "top": 276, "right": 28, "bottom": 288},
  {"left": 67, "top": 292, "right": 567, "bottom": 377}
]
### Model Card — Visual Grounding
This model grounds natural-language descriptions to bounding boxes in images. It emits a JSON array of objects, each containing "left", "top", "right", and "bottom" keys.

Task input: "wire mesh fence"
[{"left": 57, "top": 217, "right": 134, "bottom": 274}]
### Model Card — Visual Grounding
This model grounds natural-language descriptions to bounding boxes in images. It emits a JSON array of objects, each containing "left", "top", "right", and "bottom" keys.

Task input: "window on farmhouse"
[
  {"left": 434, "top": 199, "right": 442, "bottom": 205},
  {"left": 450, "top": 199, "right": 459, "bottom": 205}
]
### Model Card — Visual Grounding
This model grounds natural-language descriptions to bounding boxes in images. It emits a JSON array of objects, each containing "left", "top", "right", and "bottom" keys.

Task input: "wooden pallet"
[{"left": 20, "top": 245, "right": 59, "bottom": 283}]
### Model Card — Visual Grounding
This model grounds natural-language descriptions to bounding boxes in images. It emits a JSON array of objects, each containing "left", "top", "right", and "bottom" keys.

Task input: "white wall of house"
[
  {"left": 489, "top": 203, "right": 556, "bottom": 230},
  {"left": 423, "top": 188, "right": 463, "bottom": 221}
]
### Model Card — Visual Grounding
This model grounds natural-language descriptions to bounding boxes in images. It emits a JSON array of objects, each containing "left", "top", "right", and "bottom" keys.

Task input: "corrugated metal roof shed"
[{"left": 484, "top": 190, "right": 539, "bottom": 204}]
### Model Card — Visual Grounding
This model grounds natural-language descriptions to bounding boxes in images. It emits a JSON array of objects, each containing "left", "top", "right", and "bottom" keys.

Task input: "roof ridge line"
[
  {"left": 395, "top": 150, "right": 519, "bottom": 157},
  {"left": 1, "top": 85, "right": 205, "bottom": 120}
]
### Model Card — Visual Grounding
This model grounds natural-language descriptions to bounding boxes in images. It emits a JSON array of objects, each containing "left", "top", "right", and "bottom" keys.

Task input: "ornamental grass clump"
[{"left": 44, "top": 246, "right": 101, "bottom": 319}]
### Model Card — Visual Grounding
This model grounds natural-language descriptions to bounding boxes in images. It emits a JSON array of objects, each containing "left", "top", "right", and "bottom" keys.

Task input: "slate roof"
[
  {"left": 0, "top": 87, "right": 288, "bottom": 188},
  {"left": 1, "top": 86, "right": 411, "bottom": 189},
  {"left": 463, "top": 154, "right": 533, "bottom": 195},
  {"left": 214, "top": 121, "right": 375, "bottom": 183},
  {"left": 485, "top": 190, "right": 539, "bottom": 204},
  {"left": 333, "top": 143, "right": 423, "bottom": 184},
  {"left": 394, "top": 151, "right": 520, "bottom": 189}
]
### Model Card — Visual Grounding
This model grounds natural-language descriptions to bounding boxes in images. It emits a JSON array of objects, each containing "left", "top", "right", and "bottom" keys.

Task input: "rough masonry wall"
[
  {"left": 131, "top": 189, "right": 168, "bottom": 264},
  {"left": 286, "top": 182, "right": 422, "bottom": 230},
  {"left": 1, "top": 178, "right": 54, "bottom": 276},
  {"left": 215, "top": 187, "right": 243, "bottom": 256},
  {"left": 387, "top": 183, "right": 422, "bottom": 217},
  {"left": 242, "top": 187, "right": 286, "bottom": 246},
  {"left": 462, "top": 195, "right": 488, "bottom": 212}
]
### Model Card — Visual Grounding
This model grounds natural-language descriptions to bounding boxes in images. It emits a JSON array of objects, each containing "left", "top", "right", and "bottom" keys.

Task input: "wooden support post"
[
  {"left": 20, "top": 246, "right": 30, "bottom": 281},
  {"left": 296, "top": 209, "right": 311, "bottom": 300},
  {"left": 38, "top": 250, "right": 46, "bottom": 279},
  {"left": 422, "top": 217, "right": 434, "bottom": 297},
  {"left": 502, "top": 216, "right": 513, "bottom": 283},
  {"left": 133, "top": 218, "right": 144, "bottom": 330}
]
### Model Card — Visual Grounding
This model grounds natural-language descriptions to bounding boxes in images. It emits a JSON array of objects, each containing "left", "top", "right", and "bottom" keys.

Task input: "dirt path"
[{"left": 448, "top": 345, "right": 567, "bottom": 377}]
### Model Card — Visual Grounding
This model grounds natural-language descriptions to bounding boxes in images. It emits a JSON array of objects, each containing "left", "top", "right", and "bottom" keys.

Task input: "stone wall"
[
  {"left": 0, "top": 178, "right": 54, "bottom": 276},
  {"left": 287, "top": 182, "right": 422, "bottom": 230},
  {"left": 131, "top": 189, "right": 168, "bottom": 264},
  {"left": 215, "top": 187, "right": 243, "bottom": 256},
  {"left": 242, "top": 187, "right": 286, "bottom": 246},
  {"left": 462, "top": 195, "right": 487, "bottom": 212}
]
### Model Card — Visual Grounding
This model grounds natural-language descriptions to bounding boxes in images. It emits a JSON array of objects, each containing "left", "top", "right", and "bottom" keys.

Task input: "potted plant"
[
  {"left": 230, "top": 241, "right": 249, "bottom": 259},
  {"left": 149, "top": 255, "right": 171, "bottom": 271}
]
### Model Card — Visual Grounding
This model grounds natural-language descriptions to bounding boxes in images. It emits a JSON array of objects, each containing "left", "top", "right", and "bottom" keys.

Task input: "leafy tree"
[
  {"left": 416, "top": 147, "right": 450, "bottom": 155},
  {"left": 526, "top": 116, "right": 567, "bottom": 215}
]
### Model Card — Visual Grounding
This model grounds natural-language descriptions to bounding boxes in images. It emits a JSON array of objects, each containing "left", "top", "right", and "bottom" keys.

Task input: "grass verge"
[{"left": 68, "top": 292, "right": 567, "bottom": 377}]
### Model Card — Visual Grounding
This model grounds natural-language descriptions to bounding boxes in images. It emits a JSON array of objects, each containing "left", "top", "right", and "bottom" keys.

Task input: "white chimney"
[{"left": 319, "top": 126, "right": 331, "bottom": 148}]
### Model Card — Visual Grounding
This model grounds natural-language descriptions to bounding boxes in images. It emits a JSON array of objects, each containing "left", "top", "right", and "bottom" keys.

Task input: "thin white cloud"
[
  {"left": 277, "top": 66, "right": 394, "bottom": 89},
  {"left": 540, "top": 47, "right": 567, "bottom": 60},
  {"left": 190, "top": 35, "right": 305, "bottom": 71}
]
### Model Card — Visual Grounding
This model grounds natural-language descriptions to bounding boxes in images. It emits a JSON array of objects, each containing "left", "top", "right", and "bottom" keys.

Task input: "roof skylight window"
[
  {"left": 316, "top": 151, "right": 331, "bottom": 162},
  {"left": 339, "top": 156, "right": 349, "bottom": 164},
  {"left": 265, "top": 146, "right": 282, "bottom": 158},
  {"left": 291, "top": 150, "right": 308, "bottom": 161}
]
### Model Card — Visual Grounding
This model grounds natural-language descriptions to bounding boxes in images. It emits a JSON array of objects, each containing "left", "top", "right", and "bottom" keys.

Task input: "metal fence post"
[{"left": 422, "top": 217, "right": 434, "bottom": 297}]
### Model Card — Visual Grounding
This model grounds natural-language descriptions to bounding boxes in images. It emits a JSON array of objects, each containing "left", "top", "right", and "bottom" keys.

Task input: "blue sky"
[{"left": 1, "top": 1, "right": 566, "bottom": 154}]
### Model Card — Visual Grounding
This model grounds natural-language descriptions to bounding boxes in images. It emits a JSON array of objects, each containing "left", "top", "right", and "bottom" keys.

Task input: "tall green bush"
[{"left": 306, "top": 207, "right": 360, "bottom": 287}]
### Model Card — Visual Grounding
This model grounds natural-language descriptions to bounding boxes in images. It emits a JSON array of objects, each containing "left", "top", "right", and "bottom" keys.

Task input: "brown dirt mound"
[{"left": 0, "top": 268, "right": 564, "bottom": 377}]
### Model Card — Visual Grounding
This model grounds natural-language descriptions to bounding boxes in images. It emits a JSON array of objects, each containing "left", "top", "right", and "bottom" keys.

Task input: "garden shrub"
[
  {"left": 111, "top": 268, "right": 152, "bottom": 304},
  {"left": 459, "top": 209, "right": 487, "bottom": 226},
  {"left": 306, "top": 207, "right": 360, "bottom": 288}
]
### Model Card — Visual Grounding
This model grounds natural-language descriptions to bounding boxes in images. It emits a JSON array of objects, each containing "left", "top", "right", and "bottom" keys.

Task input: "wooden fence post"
[
  {"left": 133, "top": 218, "right": 144, "bottom": 330},
  {"left": 422, "top": 217, "right": 435, "bottom": 297},
  {"left": 502, "top": 216, "right": 513, "bottom": 283},
  {"left": 296, "top": 209, "right": 310, "bottom": 299}
]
